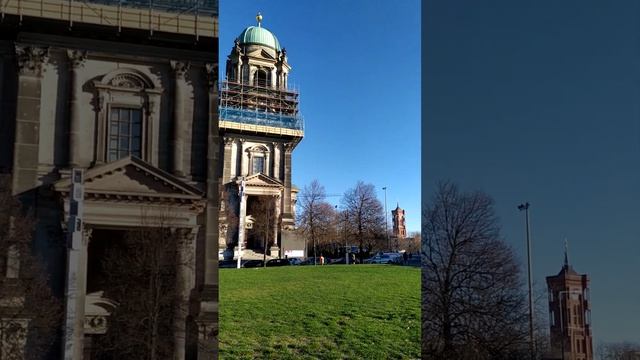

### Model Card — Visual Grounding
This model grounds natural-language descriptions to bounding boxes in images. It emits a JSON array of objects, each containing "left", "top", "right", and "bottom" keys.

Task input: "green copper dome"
[{"left": 237, "top": 26, "right": 281, "bottom": 51}]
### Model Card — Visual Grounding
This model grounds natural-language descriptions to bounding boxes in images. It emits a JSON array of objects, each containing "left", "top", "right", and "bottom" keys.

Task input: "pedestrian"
[
  {"left": 320, "top": 255, "right": 324, "bottom": 265},
  {"left": 403, "top": 251, "right": 409, "bottom": 265}
]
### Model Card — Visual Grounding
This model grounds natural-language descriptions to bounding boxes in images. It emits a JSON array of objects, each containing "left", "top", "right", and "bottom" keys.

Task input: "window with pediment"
[
  {"left": 94, "top": 69, "right": 162, "bottom": 165},
  {"left": 248, "top": 145, "right": 269, "bottom": 175}
]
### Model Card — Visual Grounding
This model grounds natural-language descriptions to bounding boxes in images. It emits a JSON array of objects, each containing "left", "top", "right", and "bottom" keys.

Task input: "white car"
[{"left": 365, "top": 254, "right": 396, "bottom": 264}]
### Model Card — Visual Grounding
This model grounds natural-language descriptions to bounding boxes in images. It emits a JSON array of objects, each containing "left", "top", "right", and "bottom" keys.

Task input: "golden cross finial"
[{"left": 256, "top": 12, "right": 263, "bottom": 27}]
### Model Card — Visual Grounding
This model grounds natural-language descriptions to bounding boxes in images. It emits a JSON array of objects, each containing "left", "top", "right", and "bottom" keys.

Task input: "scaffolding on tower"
[{"left": 219, "top": 79, "right": 304, "bottom": 137}]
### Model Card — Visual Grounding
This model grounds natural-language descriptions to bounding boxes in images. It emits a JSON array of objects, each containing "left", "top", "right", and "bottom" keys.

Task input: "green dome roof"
[{"left": 237, "top": 26, "right": 281, "bottom": 51}]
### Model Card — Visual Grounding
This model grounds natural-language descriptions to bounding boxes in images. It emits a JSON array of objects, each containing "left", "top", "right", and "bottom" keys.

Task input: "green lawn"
[{"left": 219, "top": 265, "right": 420, "bottom": 360}]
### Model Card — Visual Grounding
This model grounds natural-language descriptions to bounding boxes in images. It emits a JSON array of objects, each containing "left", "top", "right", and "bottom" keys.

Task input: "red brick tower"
[
  {"left": 546, "top": 243, "right": 593, "bottom": 360},
  {"left": 392, "top": 203, "right": 406, "bottom": 239}
]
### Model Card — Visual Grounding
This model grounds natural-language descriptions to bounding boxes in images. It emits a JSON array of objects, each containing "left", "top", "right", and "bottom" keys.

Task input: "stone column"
[
  {"left": 171, "top": 60, "right": 190, "bottom": 177},
  {"left": 67, "top": 50, "right": 88, "bottom": 168},
  {"left": 174, "top": 227, "right": 197, "bottom": 359},
  {"left": 273, "top": 142, "right": 281, "bottom": 181},
  {"left": 238, "top": 191, "right": 248, "bottom": 251},
  {"left": 238, "top": 139, "right": 248, "bottom": 176},
  {"left": 222, "top": 137, "right": 234, "bottom": 183},
  {"left": 281, "top": 143, "right": 295, "bottom": 228},
  {"left": 195, "top": 62, "right": 219, "bottom": 359},
  {"left": 11, "top": 45, "right": 48, "bottom": 195},
  {"left": 270, "top": 68, "right": 277, "bottom": 89}
]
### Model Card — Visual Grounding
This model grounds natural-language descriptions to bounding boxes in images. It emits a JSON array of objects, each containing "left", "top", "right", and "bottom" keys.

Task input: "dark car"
[
  {"left": 266, "top": 258, "right": 290, "bottom": 267},
  {"left": 300, "top": 257, "right": 322, "bottom": 265},
  {"left": 242, "top": 260, "right": 264, "bottom": 268},
  {"left": 219, "top": 260, "right": 237, "bottom": 268}
]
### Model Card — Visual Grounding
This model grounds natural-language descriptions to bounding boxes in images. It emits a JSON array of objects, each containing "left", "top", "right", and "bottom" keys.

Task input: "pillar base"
[{"left": 269, "top": 246, "right": 280, "bottom": 258}]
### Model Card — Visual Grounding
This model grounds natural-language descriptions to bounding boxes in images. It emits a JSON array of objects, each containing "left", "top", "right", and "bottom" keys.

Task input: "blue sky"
[
  {"left": 219, "top": 0, "right": 421, "bottom": 233},
  {"left": 424, "top": 0, "right": 640, "bottom": 346}
]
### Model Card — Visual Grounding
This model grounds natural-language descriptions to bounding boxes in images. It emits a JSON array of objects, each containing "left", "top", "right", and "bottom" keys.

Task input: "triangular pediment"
[
  {"left": 54, "top": 156, "right": 203, "bottom": 199},
  {"left": 260, "top": 49, "right": 276, "bottom": 60},
  {"left": 243, "top": 173, "right": 284, "bottom": 188},
  {"left": 246, "top": 48, "right": 276, "bottom": 61}
]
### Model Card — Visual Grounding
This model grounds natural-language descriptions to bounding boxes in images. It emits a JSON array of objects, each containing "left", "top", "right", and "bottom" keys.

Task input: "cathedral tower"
[{"left": 219, "top": 13, "right": 303, "bottom": 259}]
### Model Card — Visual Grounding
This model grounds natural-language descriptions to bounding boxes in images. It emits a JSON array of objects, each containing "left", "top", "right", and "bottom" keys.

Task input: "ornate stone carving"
[
  {"left": 108, "top": 73, "right": 146, "bottom": 89},
  {"left": 82, "top": 227, "right": 93, "bottom": 247},
  {"left": 66, "top": 49, "right": 88, "bottom": 68},
  {"left": 84, "top": 316, "right": 107, "bottom": 335},
  {"left": 205, "top": 63, "right": 217, "bottom": 88},
  {"left": 15, "top": 45, "right": 49, "bottom": 76},
  {"left": 170, "top": 60, "right": 190, "bottom": 78},
  {"left": 224, "top": 137, "right": 235, "bottom": 146},
  {"left": 283, "top": 142, "right": 295, "bottom": 152}
]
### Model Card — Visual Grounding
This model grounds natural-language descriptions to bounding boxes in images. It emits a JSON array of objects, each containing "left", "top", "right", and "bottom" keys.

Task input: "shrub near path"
[{"left": 219, "top": 265, "right": 420, "bottom": 360}]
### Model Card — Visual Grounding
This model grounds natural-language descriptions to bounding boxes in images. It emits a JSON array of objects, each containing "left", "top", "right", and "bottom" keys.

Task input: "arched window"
[{"left": 254, "top": 69, "right": 268, "bottom": 87}]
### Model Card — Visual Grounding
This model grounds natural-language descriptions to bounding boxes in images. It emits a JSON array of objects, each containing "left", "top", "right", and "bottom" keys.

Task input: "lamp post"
[
  {"left": 518, "top": 202, "right": 534, "bottom": 360},
  {"left": 383, "top": 186, "right": 389, "bottom": 251}
]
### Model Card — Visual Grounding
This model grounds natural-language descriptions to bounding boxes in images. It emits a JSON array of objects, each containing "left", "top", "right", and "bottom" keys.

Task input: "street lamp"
[
  {"left": 383, "top": 186, "right": 389, "bottom": 251},
  {"left": 518, "top": 202, "right": 534, "bottom": 360}
]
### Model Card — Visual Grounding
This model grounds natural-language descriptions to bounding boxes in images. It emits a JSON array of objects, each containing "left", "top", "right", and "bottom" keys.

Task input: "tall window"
[
  {"left": 108, "top": 107, "right": 142, "bottom": 161},
  {"left": 252, "top": 156, "right": 265, "bottom": 174}
]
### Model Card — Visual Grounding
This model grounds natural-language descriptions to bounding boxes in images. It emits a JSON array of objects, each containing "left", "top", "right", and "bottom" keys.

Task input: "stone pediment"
[
  {"left": 54, "top": 156, "right": 204, "bottom": 200},
  {"left": 242, "top": 173, "right": 283, "bottom": 188}
]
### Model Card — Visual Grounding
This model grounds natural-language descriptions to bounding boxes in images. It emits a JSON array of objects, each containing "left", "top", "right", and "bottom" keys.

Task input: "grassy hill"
[{"left": 219, "top": 265, "right": 420, "bottom": 359}]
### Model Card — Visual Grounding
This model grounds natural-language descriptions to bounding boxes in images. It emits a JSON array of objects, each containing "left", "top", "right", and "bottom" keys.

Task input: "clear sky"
[
  {"left": 219, "top": 0, "right": 421, "bottom": 233},
  {"left": 424, "top": 0, "right": 640, "bottom": 347}
]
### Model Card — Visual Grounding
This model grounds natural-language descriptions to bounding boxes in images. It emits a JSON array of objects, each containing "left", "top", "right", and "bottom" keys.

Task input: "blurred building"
[
  {"left": 545, "top": 246, "right": 593, "bottom": 360},
  {"left": 218, "top": 13, "right": 303, "bottom": 260},
  {"left": 0, "top": 0, "right": 219, "bottom": 358}
]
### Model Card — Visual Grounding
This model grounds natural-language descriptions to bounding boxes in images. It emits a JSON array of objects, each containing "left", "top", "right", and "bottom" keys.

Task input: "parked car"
[
  {"left": 327, "top": 257, "right": 352, "bottom": 265},
  {"left": 364, "top": 254, "right": 397, "bottom": 264},
  {"left": 266, "top": 258, "right": 290, "bottom": 267},
  {"left": 242, "top": 260, "right": 264, "bottom": 268},
  {"left": 300, "top": 257, "right": 322, "bottom": 265},
  {"left": 219, "top": 260, "right": 237, "bottom": 268},
  {"left": 287, "top": 258, "right": 303, "bottom": 265}
]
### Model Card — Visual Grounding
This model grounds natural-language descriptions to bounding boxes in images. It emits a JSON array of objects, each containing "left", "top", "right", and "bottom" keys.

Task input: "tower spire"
[{"left": 256, "top": 12, "right": 263, "bottom": 27}]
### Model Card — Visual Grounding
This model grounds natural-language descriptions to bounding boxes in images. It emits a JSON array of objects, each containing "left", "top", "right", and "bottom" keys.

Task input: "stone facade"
[
  {"left": 0, "top": 3, "right": 219, "bottom": 358},
  {"left": 218, "top": 15, "right": 303, "bottom": 259}
]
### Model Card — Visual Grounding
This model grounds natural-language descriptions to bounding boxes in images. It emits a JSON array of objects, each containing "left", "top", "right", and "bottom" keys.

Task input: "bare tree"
[
  {"left": 221, "top": 187, "right": 239, "bottom": 250},
  {"left": 405, "top": 231, "right": 422, "bottom": 254},
  {"left": 0, "top": 175, "right": 61, "bottom": 360},
  {"left": 297, "top": 180, "right": 330, "bottom": 263},
  {"left": 341, "top": 181, "right": 385, "bottom": 261},
  {"left": 422, "top": 181, "right": 529, "bottom": 360},
  {"left": 249, "top": 196, "right": 277, "bottom": 264},
  {"left": 92, "top": 211, "right": 192, "bottom": 360},
  {"left": 597, "top": 342, "right": 640, "bottom": 360}
]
